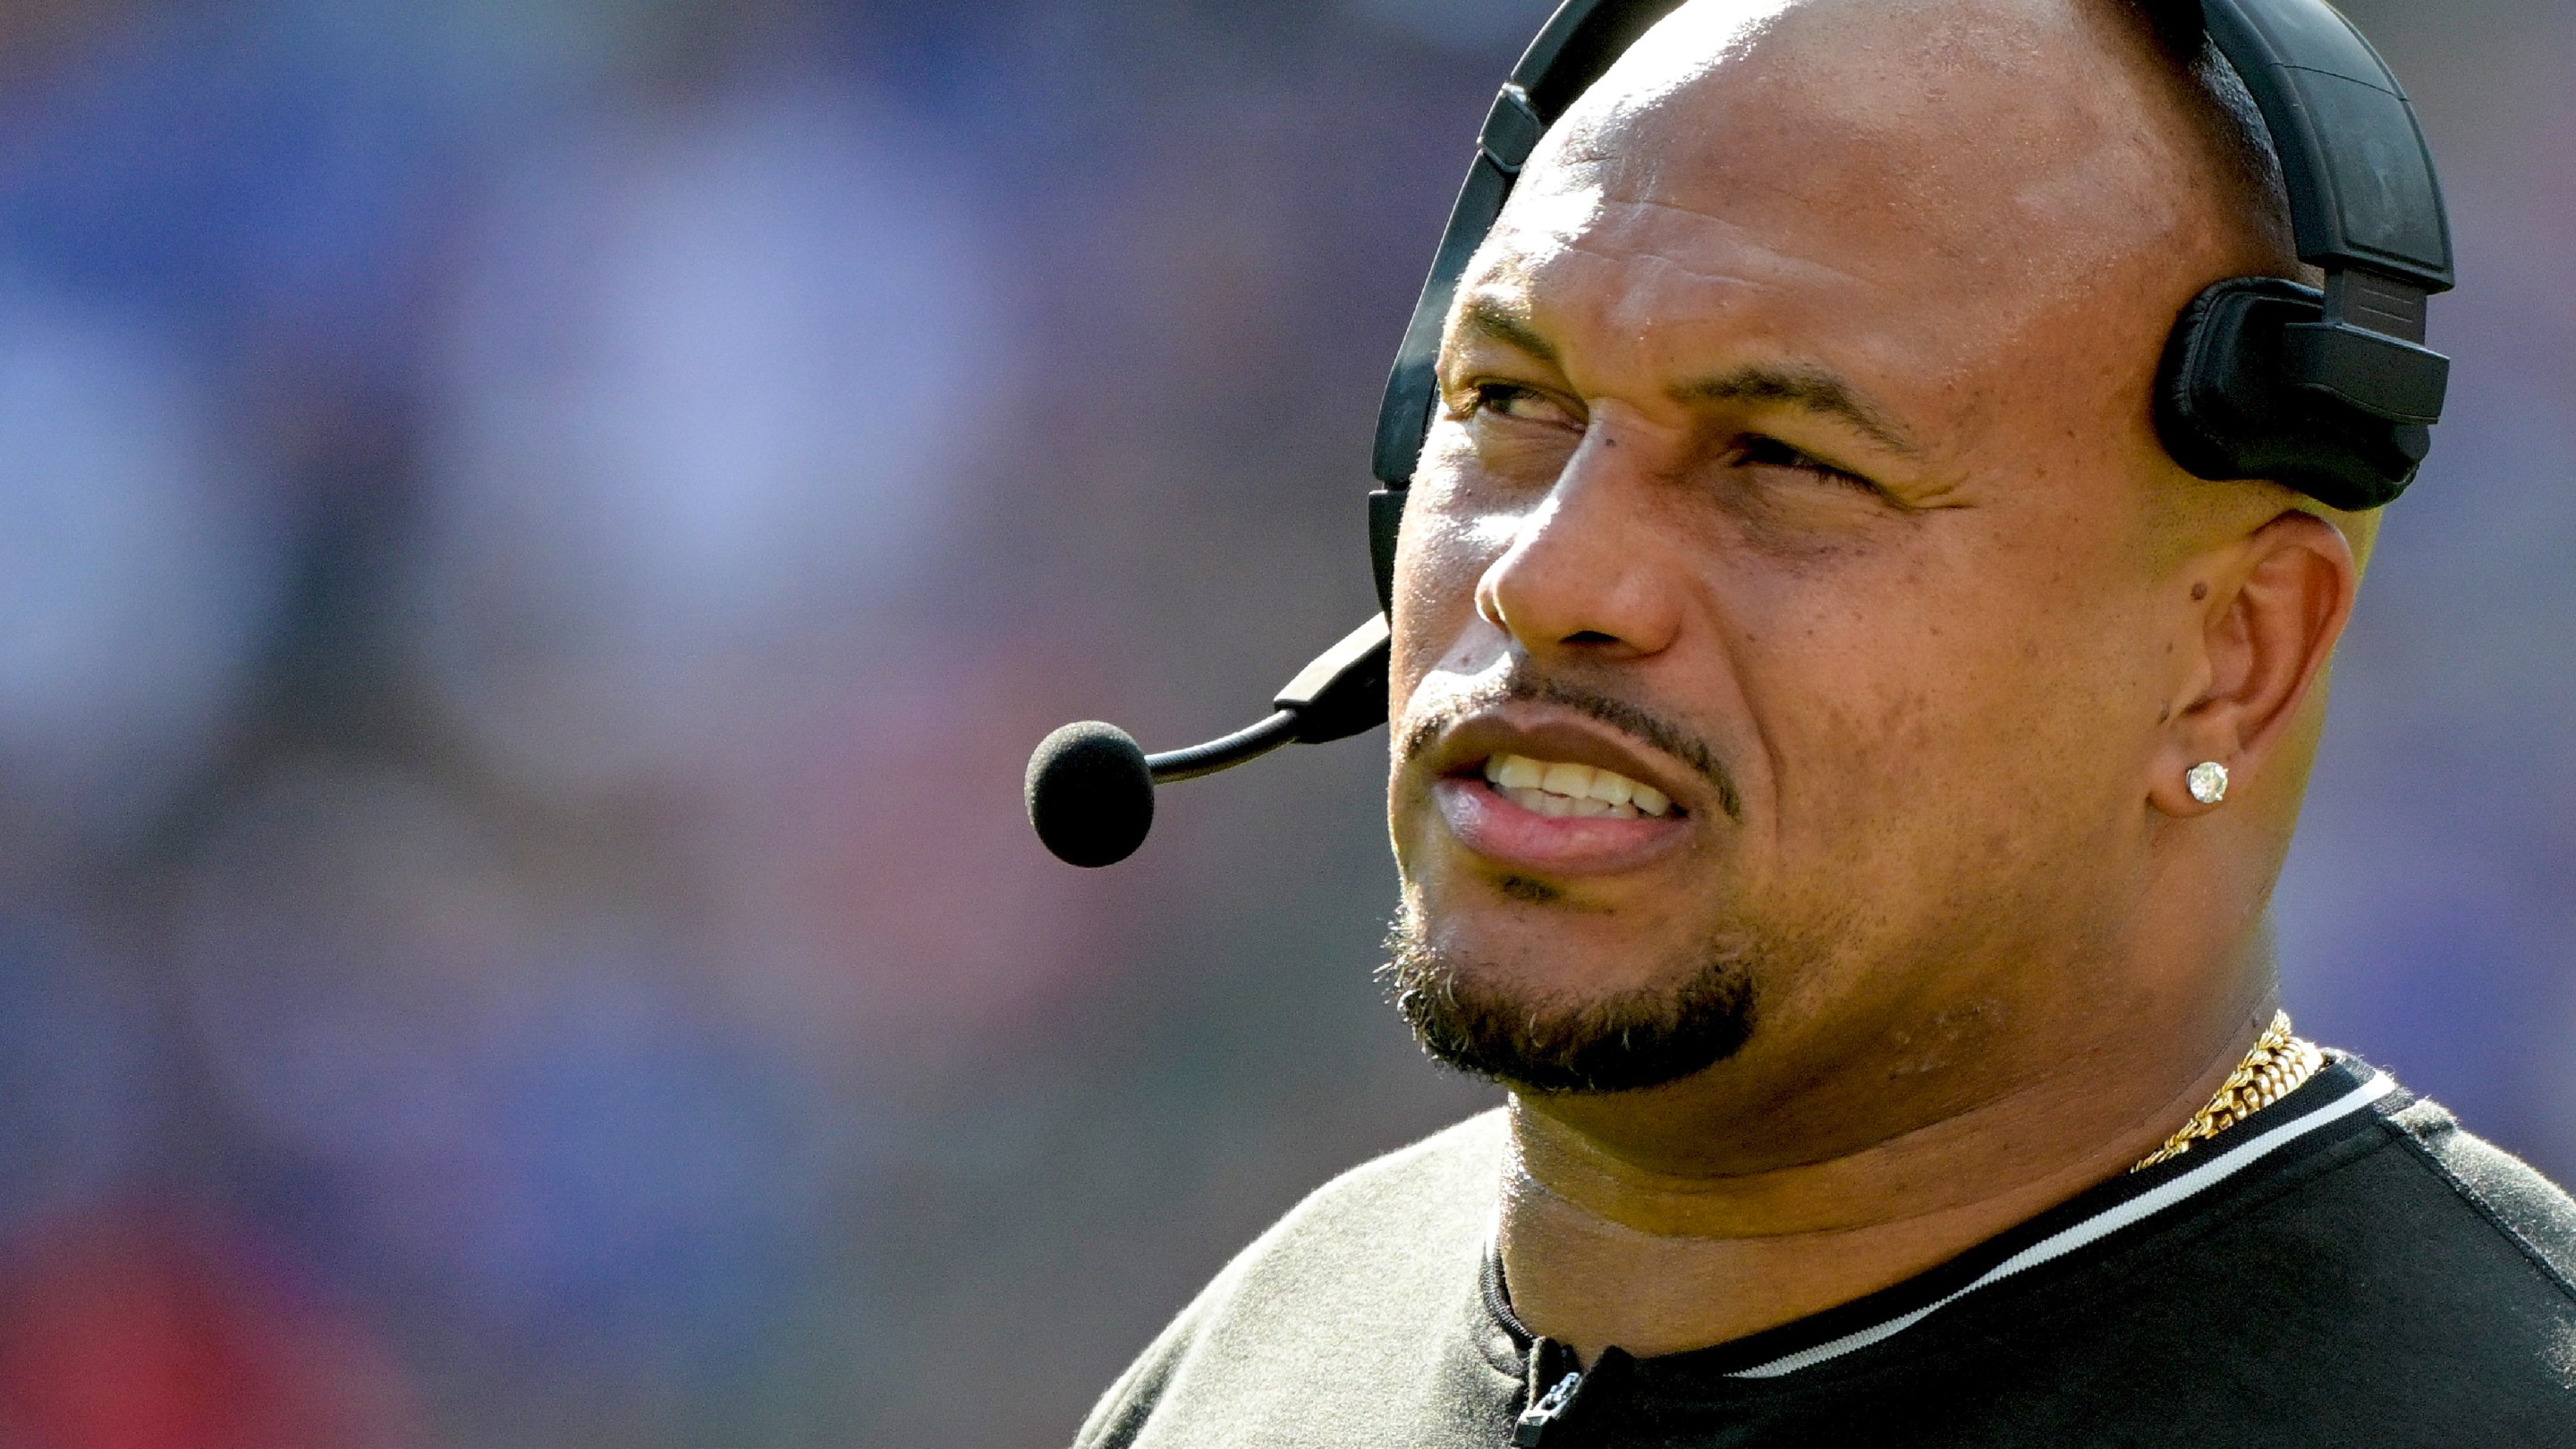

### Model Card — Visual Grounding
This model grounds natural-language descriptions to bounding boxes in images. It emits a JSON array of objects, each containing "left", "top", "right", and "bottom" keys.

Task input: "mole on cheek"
[{"left": 2191, "top": 583, "right": 2209, "bottom": 601}]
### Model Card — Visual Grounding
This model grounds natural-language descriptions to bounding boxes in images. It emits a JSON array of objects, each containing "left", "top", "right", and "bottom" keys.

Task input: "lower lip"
[{"left": 1431, "top": 776, "right": 1691, "bottom": 877}]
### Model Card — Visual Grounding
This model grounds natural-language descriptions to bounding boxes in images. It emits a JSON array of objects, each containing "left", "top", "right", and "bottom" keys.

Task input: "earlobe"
[{"left": 2149, "top": 510, "right": 2358, "bottom": 819}]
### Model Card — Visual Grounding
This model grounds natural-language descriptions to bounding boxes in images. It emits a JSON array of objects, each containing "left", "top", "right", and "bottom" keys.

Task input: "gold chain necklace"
[{"left": 2131, "top": 1010, "right": 2326, "bottom": 1172}]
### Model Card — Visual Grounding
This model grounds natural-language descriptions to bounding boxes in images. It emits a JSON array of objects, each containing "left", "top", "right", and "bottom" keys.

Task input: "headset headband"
[
  {"left": 1365, "top": 0, "right": 2453, "bottom": 610},
  {"left": 1023, "top": 0, "right": 2458, "bottom": 869}
]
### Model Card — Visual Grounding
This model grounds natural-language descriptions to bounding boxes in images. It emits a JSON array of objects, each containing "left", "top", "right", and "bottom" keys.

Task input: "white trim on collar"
[{"left": 1729, "top": 1070, "right": 2398, "bottom": 1379}]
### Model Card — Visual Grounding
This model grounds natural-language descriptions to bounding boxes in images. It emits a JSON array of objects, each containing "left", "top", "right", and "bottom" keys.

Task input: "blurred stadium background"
[{"left": 0, "top": 0, "right": 2563, "bottom": 1444}]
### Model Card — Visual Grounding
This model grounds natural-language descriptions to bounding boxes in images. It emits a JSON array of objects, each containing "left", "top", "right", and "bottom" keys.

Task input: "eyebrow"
[
  {"left": 1453, "top": 294, "right": 1922, "bottom": 461},
  {"left": 1453, "top": 294, "right": 1560, "bottom": 368},
  {"left": 1677, "top": 367, "right": 1923, "bottom": 458}
]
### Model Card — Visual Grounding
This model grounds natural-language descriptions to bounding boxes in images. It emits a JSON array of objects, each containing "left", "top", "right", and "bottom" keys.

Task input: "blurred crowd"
[{"left": 0, "top": 1, "right": 2563, "bottom": 1445}]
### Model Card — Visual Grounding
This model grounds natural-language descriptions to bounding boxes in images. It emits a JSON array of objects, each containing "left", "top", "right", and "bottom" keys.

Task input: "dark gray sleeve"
[
  {"left": 1069, "top": 1302, "right": 1203, "bottom": 1449},
  {"left": 2389, "top": 1097, "right": 2576, "bottom": 1298},
  {"left": 1063, "top": 1110, "right": 1510, "bottom": 1448}
]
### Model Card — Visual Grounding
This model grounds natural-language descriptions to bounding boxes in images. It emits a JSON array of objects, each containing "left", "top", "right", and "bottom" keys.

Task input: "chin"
[{"left": 1381, "top": 894, "right": 1765, "bottom": 1096}]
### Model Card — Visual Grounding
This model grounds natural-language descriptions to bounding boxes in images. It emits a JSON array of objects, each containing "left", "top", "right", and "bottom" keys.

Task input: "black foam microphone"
[{"left": 1025, "top": 615, "right": 1392, "bottom": 867}]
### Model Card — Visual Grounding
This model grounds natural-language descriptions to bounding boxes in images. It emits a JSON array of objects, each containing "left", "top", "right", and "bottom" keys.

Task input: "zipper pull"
[{"left": 1513, "top": 1368, "right": 1583, "bottom": 1446}]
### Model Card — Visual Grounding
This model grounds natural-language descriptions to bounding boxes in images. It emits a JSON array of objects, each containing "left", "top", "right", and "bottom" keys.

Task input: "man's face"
[{"left": 1385, "top": 0, "right": 2277, "bottom": 1125}]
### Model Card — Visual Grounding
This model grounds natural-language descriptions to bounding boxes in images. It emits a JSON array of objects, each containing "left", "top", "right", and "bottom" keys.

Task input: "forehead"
[{"left": 1467, "top": 0, "right": 2214, "bottom": 394}]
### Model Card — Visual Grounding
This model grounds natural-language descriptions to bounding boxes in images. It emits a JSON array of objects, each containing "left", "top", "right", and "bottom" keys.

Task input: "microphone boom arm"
[
  {"left": 1026, "top": 614, "right": 1394, "bottom": 867},
  {"left": 1148, "top": 710, "right": 1301, "bottom": 784}
]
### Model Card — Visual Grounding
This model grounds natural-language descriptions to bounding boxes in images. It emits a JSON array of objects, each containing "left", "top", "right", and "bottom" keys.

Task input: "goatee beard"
[{"left": 1380, "top": 902, "right": 1759, "bottom": 1095}]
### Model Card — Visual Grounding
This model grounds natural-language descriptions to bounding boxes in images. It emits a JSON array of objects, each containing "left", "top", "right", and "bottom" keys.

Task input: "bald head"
[
  {"left": 1384, "top": 0, "right": 2364, "bottom": 1120},
  {"left": 1501, "top": 0, "right": 2302, "bottom": 479},
  {"left": 1530, "top": 0, "right": 2371, "bottom": 549}
]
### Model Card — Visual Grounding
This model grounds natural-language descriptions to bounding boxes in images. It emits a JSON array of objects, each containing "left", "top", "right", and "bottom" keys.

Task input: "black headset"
[{"left": 1027, "top": 0, "right": 2453, "bottom": 869}]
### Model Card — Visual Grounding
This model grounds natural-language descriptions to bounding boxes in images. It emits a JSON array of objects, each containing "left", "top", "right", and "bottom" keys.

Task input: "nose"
[{"left": 1473, "top": 421, "right": 1686, "bottom": 665}]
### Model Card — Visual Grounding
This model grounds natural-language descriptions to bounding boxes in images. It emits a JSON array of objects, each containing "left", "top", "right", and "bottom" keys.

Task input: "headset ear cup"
[
  {"left": 2153, "top": 275, "right": 2424, "bottom": 512},
  {"left": 2156, "top": 275, "right": 2314, "bottom": 484},
  {"left": 2157, "top": 279, "right": 2256, "bottom": 483}
]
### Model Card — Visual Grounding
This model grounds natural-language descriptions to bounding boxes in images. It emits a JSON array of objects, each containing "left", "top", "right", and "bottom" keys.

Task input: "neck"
[{"left": 1496, "top": 982, "right": 2279, "bottom": 1360}]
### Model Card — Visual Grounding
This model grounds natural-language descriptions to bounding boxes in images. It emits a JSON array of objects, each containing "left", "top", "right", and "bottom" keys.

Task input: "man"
[{"left": 1074, "top": 1, "right": 2576, "bottom": 1444}]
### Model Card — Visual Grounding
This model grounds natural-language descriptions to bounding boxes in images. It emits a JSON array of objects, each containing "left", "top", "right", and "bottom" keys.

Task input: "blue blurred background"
[{"left": 0, "top": 0, "right": 2562, "bottom": 1445}]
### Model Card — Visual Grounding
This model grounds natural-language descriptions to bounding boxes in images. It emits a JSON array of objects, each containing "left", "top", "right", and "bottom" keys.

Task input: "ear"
[{"left": 2150, "top": 510, "right": 2358, "bottom": 818}]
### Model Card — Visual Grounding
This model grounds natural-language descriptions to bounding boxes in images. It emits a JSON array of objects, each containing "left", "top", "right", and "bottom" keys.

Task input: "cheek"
[
  {"left": 1387, "top": 454, "right": 1522, "bottom": 691},
  {"left": 1739, "top": 539, "right": 2149, "bottom": 869}
]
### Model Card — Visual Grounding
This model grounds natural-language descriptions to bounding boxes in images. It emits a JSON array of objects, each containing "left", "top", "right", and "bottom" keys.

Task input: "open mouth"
[
  {"left": 1479, "top": 752, "right": 1678, "bottom": 820},
  {"left": 1419, "top": 713, "right": 1702, "bottom": 877}
]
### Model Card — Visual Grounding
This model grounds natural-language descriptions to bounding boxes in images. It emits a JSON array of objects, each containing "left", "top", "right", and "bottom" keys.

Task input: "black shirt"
[{"left": 1073, "top": 1057, "right": 2576, "bottom": 1446}]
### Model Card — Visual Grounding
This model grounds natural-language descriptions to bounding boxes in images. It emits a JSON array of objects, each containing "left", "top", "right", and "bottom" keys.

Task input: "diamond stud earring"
[{"left": 2186, "top": 761, "right": 2231, "bottom": 805}]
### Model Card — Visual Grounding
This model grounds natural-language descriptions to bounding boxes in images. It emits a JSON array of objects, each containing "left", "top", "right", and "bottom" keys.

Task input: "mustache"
[{"left": 1398, "top": 669, "right": 1743, "bottom": 821}]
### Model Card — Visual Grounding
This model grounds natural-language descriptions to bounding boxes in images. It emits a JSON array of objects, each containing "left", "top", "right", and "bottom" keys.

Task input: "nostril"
[{"left": 1565, "top": 630, "right": 1619, "bottom": 645}]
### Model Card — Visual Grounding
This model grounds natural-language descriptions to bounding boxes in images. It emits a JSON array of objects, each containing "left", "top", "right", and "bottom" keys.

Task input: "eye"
[
  {"left": 1462, "top": 381, "right": 1577, "bottom": 428},
  {"left": 1729, "top": 435, "right": 1874, "bottom": 490}
]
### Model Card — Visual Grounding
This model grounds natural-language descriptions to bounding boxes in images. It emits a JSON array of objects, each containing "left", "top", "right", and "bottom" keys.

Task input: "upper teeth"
[{"left": 1482, "top": 753, "right": 1674, "bottom": 819}]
